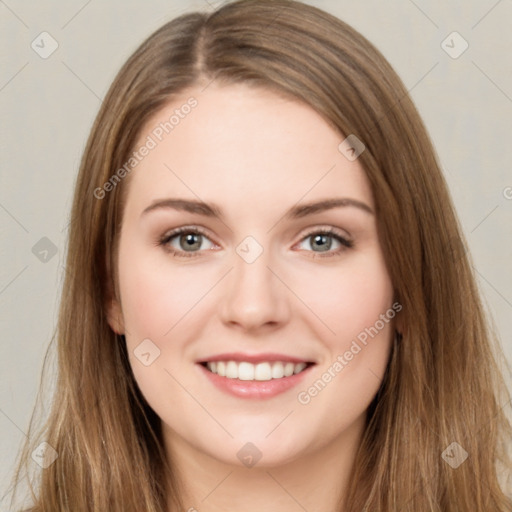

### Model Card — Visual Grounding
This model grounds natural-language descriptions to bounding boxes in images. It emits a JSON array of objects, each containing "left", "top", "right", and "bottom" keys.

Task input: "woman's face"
[{"left": 107, "top": 83, "right": 397, "bottom": 468}]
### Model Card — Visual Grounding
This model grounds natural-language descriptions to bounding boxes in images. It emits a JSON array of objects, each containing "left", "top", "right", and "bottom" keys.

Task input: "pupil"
[
  {"left": 313, "top": 234, "right": 331, "bottom": 252},
  {"left": 181, "top": 233, "right": 201, "bottom": 250}
]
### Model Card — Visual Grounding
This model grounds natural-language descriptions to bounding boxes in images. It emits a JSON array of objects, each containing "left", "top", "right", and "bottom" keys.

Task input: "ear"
[
  {"left": 106, "top": 296, "right": 125, "bottom": 335},
  {"left": 104, "top": 276, "right": 125, "bottom": 335}
]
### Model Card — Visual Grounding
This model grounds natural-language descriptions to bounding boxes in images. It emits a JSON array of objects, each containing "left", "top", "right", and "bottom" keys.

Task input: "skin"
[{"left": 107, "top": 83, "right": 398, "bottom": 512}]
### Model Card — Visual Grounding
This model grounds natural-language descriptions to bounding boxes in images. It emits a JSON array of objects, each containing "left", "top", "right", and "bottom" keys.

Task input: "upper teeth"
[{"left": 206, "top": 361, "right": 308, "bottom": 381}]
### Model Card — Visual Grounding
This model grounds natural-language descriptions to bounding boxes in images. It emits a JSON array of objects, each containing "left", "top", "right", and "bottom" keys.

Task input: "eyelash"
[{"left": 157, "top": 225, "right": 354, "bottom": 259}]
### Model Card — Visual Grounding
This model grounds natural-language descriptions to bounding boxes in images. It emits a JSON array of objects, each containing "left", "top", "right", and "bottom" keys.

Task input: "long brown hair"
[{"left": 8, "top": 0, "right": 512, "bottom": 510}]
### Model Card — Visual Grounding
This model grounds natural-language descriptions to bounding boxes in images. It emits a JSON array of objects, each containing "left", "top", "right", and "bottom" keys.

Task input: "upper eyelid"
[{"left": 162, "top": 225, "right": 218, "bottom": 244}]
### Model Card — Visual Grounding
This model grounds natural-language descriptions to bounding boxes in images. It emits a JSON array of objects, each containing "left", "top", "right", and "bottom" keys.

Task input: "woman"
[{"left": 8, "top": 0, "right": 512, "bottom": 510}]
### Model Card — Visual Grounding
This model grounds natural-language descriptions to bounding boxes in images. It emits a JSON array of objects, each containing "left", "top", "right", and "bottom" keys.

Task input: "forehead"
[{"left": 123, "top": 83, "right": 373, "bottom": 218}]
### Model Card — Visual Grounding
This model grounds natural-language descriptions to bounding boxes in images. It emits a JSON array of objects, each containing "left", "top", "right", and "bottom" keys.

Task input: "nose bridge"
[
  {"left": 219, "top": 235, "right": 288, "bottom": 329},
  {"left": 233, "top": 242, "right": 272, "bottom": 290}
]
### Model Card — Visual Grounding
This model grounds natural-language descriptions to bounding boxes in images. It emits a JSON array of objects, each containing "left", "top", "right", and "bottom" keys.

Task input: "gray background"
[{"left": 1, "top": 0, "right": 511, "bottom": 504}]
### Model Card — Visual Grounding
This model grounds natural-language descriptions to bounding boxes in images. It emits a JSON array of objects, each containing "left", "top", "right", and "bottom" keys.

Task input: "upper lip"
[{"left": 197, "top": 352, "right": 315, "bottom": 364}]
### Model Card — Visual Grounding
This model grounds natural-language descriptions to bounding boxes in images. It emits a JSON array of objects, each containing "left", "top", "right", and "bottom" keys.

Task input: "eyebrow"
[{"left": 141, "top": 197, "right": 374, "bottom": 220}]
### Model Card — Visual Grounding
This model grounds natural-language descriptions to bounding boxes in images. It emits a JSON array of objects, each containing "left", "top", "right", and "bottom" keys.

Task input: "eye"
[
  {"left": 158, "top": 226, "right": 217, "bottom": 258},
  {"left": 157, "top": 225, "right": 353, "bottom": 259},
  {"left": 294, "top": 227, "right": 353, "bottom": 258}
]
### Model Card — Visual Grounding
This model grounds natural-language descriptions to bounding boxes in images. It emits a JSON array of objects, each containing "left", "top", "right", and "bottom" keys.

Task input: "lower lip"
[{"left": 197, "top": 363, "right": 315, "bottom": 399}]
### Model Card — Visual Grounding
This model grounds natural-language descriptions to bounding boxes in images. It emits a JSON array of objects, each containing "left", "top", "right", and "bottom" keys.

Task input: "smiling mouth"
[{"left": 199, "top": 360, "right": 315, "bottom": 381}]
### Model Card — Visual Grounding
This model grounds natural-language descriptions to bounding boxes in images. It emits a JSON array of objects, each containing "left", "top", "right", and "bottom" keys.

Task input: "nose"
[{"left": 218, "top": 245, "right": 291, "bottom": 333}]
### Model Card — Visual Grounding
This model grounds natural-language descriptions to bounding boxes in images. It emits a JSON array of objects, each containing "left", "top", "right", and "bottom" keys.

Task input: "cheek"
[
  {"left": 116, "top": 243, "right": 209, "bottom": 409},
  {"left": 295, "top": 251, "right": 395, "bottom": 343},
  {"left": 294, "top": 255, "right": 395, "bottom": 432},
  {"left": 118, "top": 244, "right": 216, "bottom": 339},
  {"left": 294, "top": 251, "right": 395, "bottom": 407}
]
